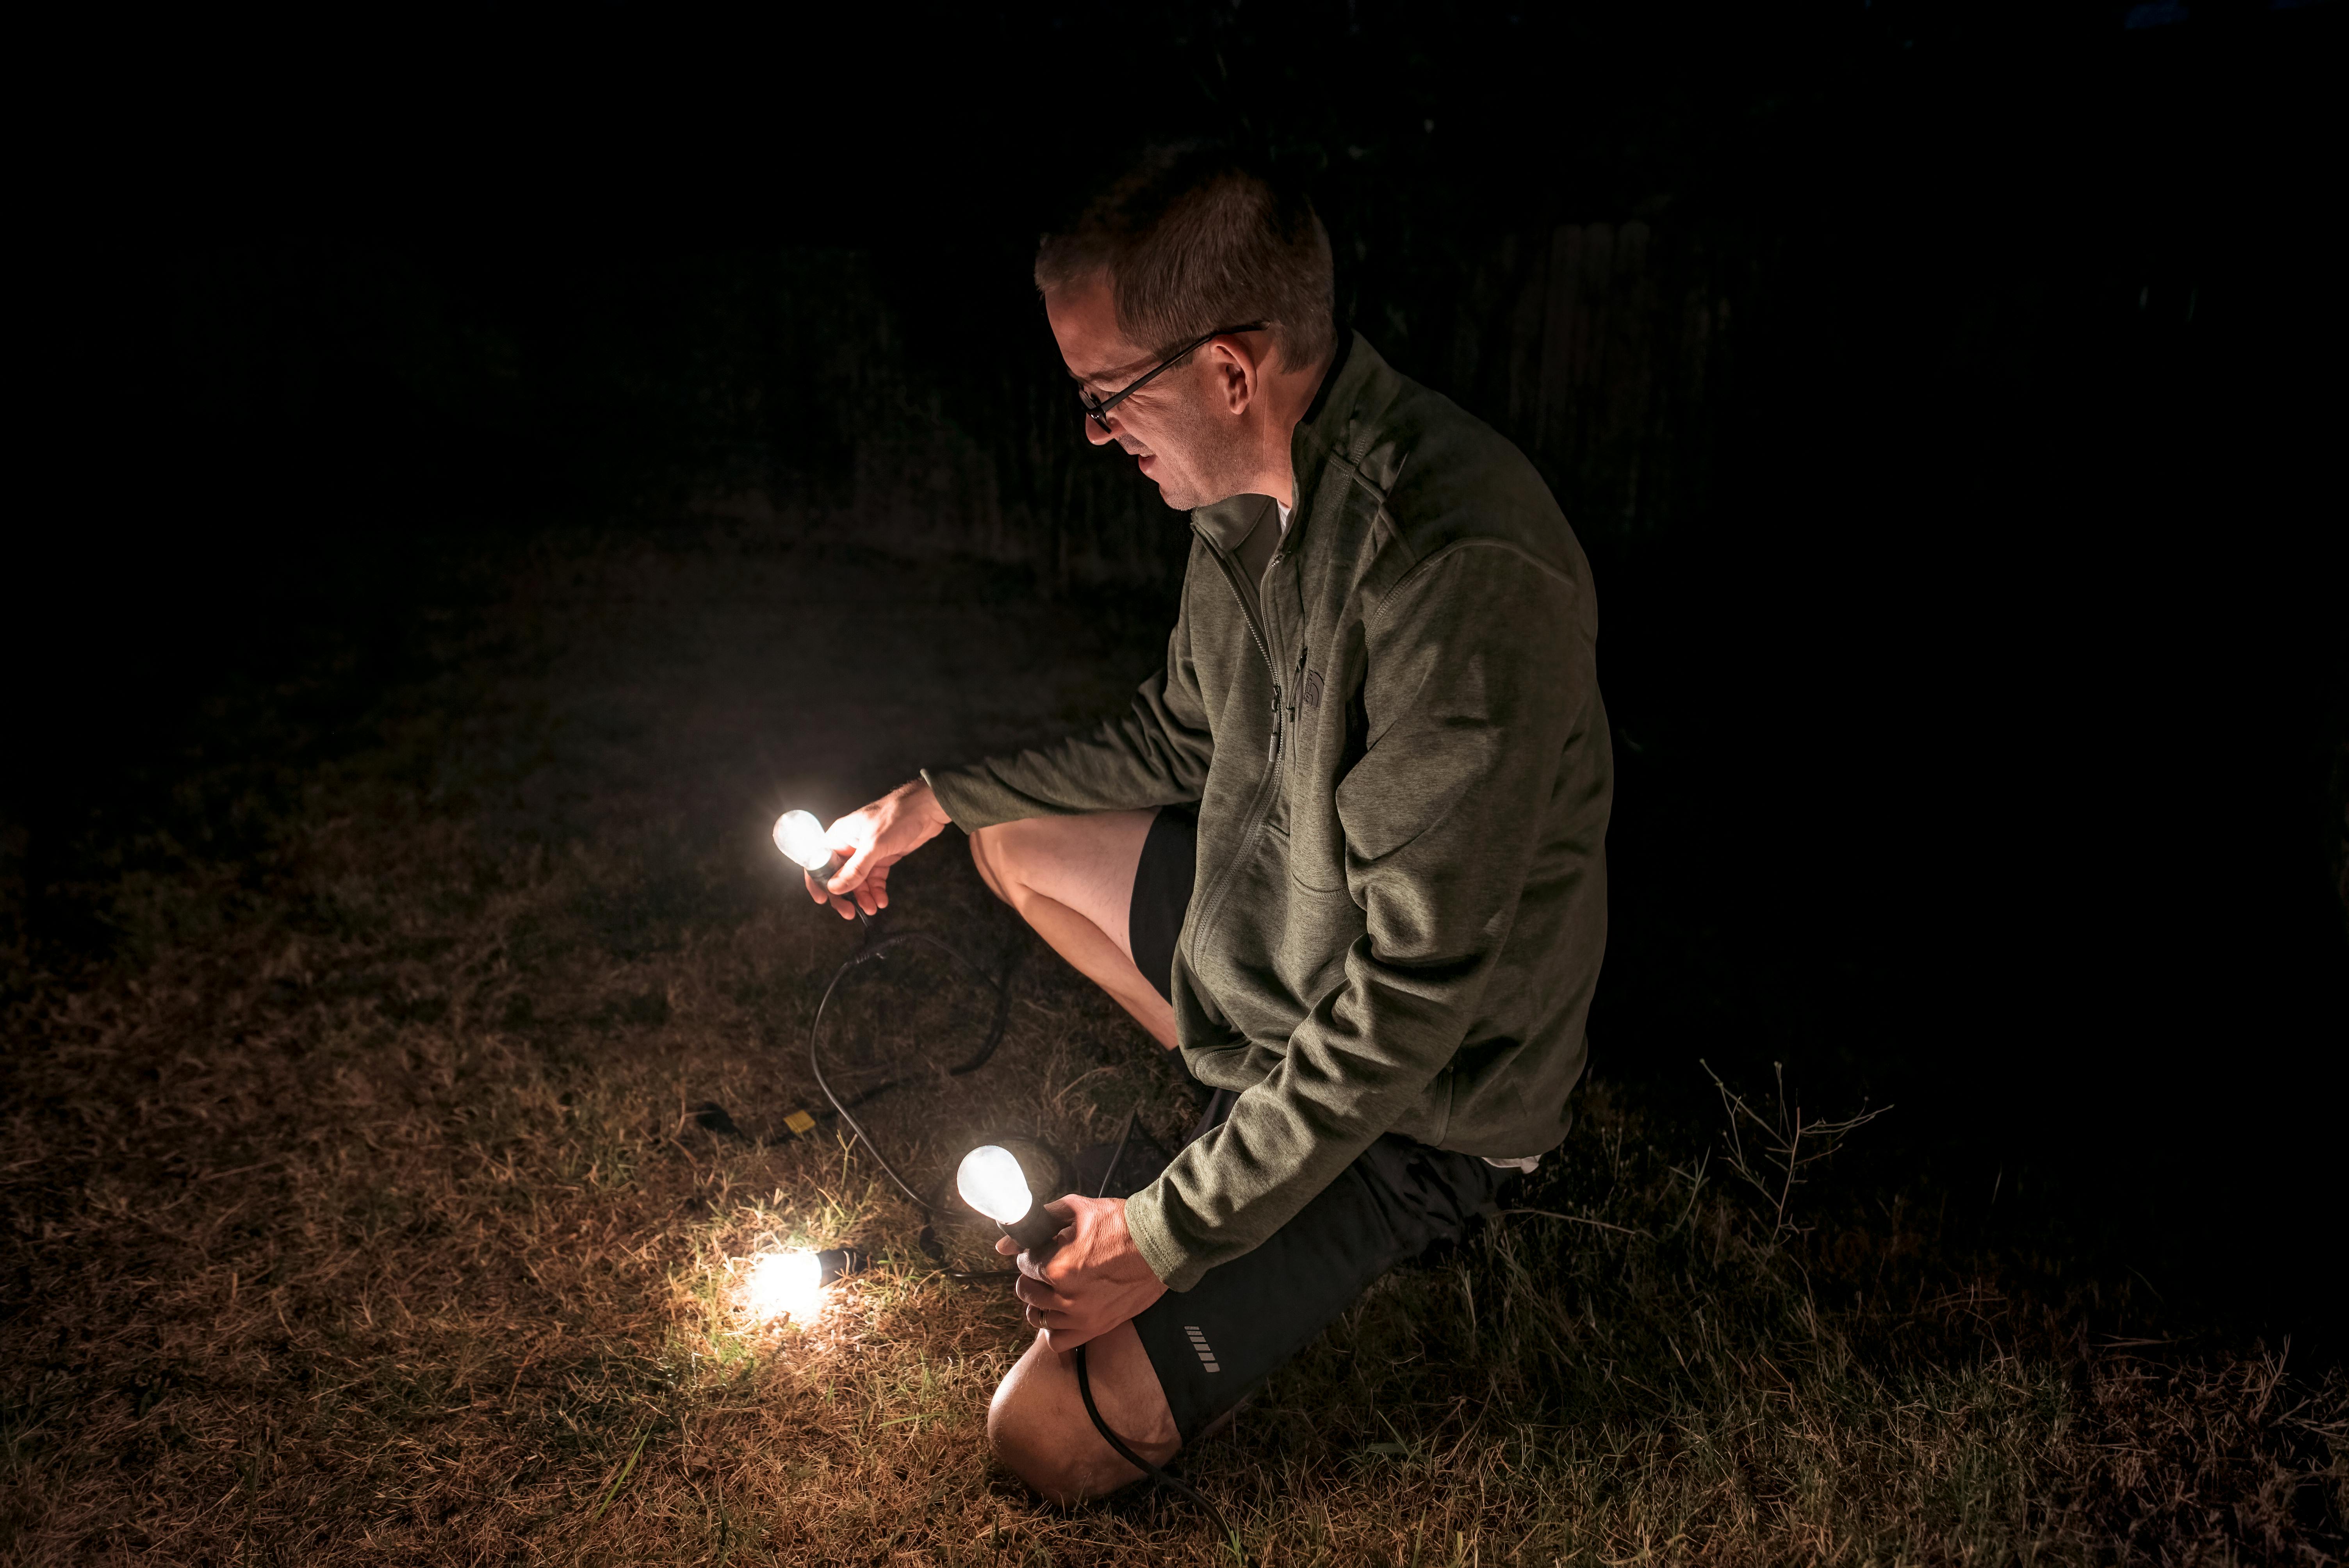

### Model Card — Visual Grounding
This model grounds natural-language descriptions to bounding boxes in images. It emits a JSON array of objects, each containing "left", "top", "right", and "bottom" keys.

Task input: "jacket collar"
[
  {"left": 1191, "top": 328, "right": 1377, "bottom": 554},
  {"left": 1288, "top": 330, "right": 1383, "bottom": 528},
  {"left": 1296, "top": 325, "right": 1356, "bottom": 433}
]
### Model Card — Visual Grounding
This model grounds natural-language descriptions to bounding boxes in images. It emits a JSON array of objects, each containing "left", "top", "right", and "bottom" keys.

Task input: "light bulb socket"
[
  {"left": 999, "top": 1207, "right": 1062, "bottom": 1255},
  {"left": 814, "top": 1247, "right": 865, "bottom": 1285},
  {"left": 810, "top": 851, "right": 847, "bottom": 886}
]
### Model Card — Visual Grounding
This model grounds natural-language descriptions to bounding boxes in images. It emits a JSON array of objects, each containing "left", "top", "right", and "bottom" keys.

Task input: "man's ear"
[{"left": 1214, "top": 340, "right": 1259, "bottom": 415}]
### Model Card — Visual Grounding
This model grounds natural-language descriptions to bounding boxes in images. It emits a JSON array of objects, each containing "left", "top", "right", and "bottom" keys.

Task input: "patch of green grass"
[{"left": 1, "top": 537, "right": 2342, "bottom": 1564}]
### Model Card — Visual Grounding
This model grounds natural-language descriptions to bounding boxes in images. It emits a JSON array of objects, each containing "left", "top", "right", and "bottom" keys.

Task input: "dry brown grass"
[{"left": 3, "top": 534, "right": 2342, "bottom": 1564}]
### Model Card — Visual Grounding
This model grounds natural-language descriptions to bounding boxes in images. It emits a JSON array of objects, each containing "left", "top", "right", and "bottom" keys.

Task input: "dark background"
[{"left": 14, "top": 2, "right": 2344, "bottom": 1344}]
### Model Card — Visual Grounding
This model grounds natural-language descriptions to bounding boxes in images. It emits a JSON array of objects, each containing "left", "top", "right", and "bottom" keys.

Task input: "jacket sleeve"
[
  {"left": 1124, "top": 542, "right": 1592, "bottom": 1290},
  {"left": 921, "top": 573, "right": 1215, "bottom": 832}
]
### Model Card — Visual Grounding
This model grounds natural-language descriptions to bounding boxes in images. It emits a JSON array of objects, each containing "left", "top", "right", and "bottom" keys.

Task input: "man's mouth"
[{"left": 1136, "top": 453, "right": 1157, "bottom": 475}]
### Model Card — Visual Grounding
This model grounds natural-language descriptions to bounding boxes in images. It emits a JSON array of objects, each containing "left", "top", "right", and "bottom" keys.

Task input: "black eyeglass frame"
[{"left": 1078, "top": 322, "right": 1269, "bottom": 434}]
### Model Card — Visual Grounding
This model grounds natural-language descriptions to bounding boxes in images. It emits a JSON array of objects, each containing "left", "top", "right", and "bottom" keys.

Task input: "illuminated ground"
[{"left": 1, "top": 529, "right": 2339, "bottom": 1564}]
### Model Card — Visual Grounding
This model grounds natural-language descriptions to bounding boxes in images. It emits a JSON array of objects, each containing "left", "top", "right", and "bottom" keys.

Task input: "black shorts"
[
  {"left": 1129, "top": 1126, "right": 1513, "bottom": 1442},
  {"left": 1120, "top": 805, "right": 1517, "bottom": 1443},
  {"left": 1126, "top": 805, "right": 1196, "bottom": 1005}
]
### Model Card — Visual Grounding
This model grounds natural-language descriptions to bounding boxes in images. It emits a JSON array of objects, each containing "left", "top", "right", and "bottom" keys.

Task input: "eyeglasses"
[{"left": 1077, "top": 322, "right": 1267, "bottom": 435}]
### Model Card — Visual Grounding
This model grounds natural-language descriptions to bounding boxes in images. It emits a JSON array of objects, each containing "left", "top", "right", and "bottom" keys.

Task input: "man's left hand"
[{"left": 997, "top": 1195, "right": 1167, "bottom": 1352}]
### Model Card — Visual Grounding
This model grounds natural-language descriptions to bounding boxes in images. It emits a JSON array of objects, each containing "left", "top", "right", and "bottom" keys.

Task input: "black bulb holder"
[
  {"left": 815, "top": 1247, "right": 865, "bottom": 1285},
  {"left": 999, "top": 1205, "right": 1063, "bottom": 1257}
]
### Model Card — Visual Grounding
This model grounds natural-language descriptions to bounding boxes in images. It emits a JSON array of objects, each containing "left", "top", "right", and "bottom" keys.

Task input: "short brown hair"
[{"left": 1035, "top": 144, "right": 1337, "bottom": 373}]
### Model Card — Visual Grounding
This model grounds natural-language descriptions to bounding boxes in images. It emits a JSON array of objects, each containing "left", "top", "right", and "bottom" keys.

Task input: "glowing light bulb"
[
  {"left": 744, "top": 1249, "right": 825, "bottom": 1323},
  {"left": 959, "top": 1144, "right": 1065, "bottom": 1256},
  {"left": 956, "top": 1144, "right": 1033, "bottom": 1225},
  {"left": 772, "top": 810, "right": 834, "bottom": 872}
]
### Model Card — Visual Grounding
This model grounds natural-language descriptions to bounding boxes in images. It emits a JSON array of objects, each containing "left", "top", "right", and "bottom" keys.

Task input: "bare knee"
[
  {"left": 969, "top": 820, "right": 1046, "bottom": 909},
  {"left": 987, "top": 1398, "right": 1086, "bottom": 1502},
  {"left": 987, "top": 1356, "right": 1107, "bottom": 1503},
  {"left": 986, "top": 1335, "right": 1154, "bottom": 1505}
]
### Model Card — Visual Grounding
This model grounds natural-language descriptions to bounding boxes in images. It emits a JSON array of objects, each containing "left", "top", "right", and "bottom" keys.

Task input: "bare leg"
[
  {"left": 987, "top": 1320, "right": 1180, "bottom": 1502},
  {"left": 969, "top": 811, "right": 1186, "bottom": 1497},
  {"left": 968, "top": 811, "right": 1179, "bottom": 1051}
]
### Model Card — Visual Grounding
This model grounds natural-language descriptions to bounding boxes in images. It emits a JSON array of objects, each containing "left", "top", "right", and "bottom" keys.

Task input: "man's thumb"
[{"left": 825, "top": 843, "right": 870, "bottom": 893}]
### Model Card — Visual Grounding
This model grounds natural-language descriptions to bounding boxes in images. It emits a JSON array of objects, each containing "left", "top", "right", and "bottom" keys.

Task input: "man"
[{"left": 806, "top": 146, "right": 1611, "bottom": 1502}]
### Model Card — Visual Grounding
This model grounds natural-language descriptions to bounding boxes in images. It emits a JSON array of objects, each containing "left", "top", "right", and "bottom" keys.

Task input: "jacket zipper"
[
  {"left": 1289, "top": 643, "right": 1307, "bottom": 734},
  {"left": 1186, "top": 538, "right": 1291, "bottom": 974},
  {"left": 1210, "top": 546, "right": 1283, "bottom": 764}
]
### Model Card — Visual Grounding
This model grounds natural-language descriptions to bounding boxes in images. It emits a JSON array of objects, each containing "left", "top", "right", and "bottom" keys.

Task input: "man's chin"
[{"left": 1151, "top": 478, "right": 1237, "bottom": 513}]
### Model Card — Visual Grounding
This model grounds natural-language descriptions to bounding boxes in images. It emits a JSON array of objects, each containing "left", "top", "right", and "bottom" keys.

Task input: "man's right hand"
[{"left": 806, "top": 779, "right": 953, "bottom": 919}]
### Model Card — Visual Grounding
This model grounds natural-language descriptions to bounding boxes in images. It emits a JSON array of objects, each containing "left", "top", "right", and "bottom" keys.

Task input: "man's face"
[{"left": 1045, "top": 273, "right": 1253, "bottom": 513}]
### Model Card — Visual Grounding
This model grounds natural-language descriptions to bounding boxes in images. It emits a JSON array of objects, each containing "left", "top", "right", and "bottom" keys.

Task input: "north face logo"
[
  {"left": 1301, "top": 670, "right": 1323, "bottom": 714},
  {"left": 1183, "top": 1325, "right": 1221, "bottom": 1373}
]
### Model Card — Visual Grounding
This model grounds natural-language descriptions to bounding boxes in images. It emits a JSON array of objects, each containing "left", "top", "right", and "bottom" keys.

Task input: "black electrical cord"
[
  {"left": 1068, "top": 1105, "right": 1240, "bottom": 1550},
  {"left": 801, "top": 912, "right": 1236, "bottom": 1545},
  {"left": 805, "top": 924, "right": 1012, "bottom": 1211},
  {"left": 1075, "top": 1345, "right": 1238, "bottom": 1553},
  {"left": 804, "top": 920, "right": 1025, "bottom": 1280}
]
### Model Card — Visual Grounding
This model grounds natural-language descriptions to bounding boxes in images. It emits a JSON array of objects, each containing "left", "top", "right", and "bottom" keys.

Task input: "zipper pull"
[{"left": 1269, "top": 685, "right": 1283, "bottom": 764}]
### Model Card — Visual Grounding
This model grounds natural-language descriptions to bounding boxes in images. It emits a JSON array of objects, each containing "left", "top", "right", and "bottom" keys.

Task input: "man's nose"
[{"left": 1084, "top": 412, "right": 1118, "bottom": 447}]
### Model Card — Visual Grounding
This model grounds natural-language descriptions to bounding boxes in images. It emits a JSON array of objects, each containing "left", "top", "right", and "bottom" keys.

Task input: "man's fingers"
[
  {"left": 824, "top": 844, "right": 872, "bottom": 896},
  {"left": 1026, "top": 1301, "right": 1105, "bottom": 1353},
  {"left": 813, "top": 876, "right": 856, "bottom": 918},
  {"left": 1012, "top": 1274, "right": 1073, "bottom": 1314},
  {"left": 820, "top": 847, "right": 890, "bottom": 917},
  {"left": 1011, "top": 1201, "right": 1080, "bottom": 1281},
  {"left": 1041, "top": 1322, "right": 1105, "bottom": 1354},
  {"left": 1017, "top": 1244, "right": 1074, "bottom": 1283}
]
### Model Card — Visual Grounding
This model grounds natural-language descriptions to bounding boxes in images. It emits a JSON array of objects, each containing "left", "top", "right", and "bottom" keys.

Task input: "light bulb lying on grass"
[
  {"left": 772, "top": 810, "right": 846, "bottom": 883},
  {"left": 744, "top": 1249, "right": 824, "bottom": 1323},
  {"left": 958, "top": 1144, "right": 1064, "bottom": 1255},
  {"left": 741, "top": 1247, "right": 865, "bottom": 1324}
]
